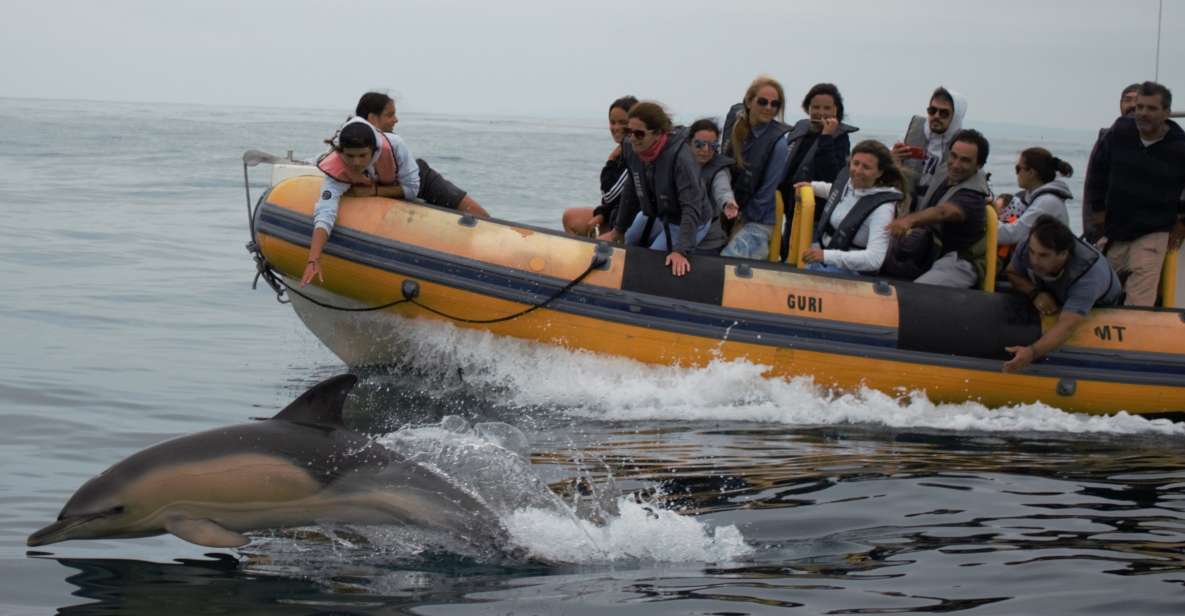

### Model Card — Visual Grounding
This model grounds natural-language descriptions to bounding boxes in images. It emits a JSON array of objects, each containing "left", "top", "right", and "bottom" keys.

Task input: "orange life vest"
[
  {"left": 317, "top": 125, "right": 398, "bottom": 186},
  {"left": 997, "top": 212, "right": 1019, "bottom": 260}
]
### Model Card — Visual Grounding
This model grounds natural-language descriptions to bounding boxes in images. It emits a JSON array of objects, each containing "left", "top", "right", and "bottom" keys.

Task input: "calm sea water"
[{"left": 2, "top": 97, "right": 1183, "bottom": 615}]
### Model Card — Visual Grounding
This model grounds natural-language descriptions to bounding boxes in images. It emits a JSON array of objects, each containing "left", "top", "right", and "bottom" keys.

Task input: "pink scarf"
[{"left": 636, "top": 132, "right": 669, "bottom": 164}]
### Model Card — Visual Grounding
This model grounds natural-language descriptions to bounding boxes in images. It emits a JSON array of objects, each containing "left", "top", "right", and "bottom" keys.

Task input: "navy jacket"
[{"left": 1085, "top": 116, "right": 1185, "bottom": 241}]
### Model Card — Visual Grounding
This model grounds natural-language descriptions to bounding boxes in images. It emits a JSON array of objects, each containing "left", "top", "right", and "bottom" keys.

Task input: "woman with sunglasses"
[
  {"left": 995, "top": 148, "right": 1073, "bottom": 264},
  {"left": 720, "top": 76, "right": 793, "bottom": 260},
  {"left": 687, "top": 118, "right": 738, "bottom": 221},
  {"left": 562, "top": 96, "right": 638, "bottom": 237},
  {"left": 599, "top": 102, "right": 715, "bottom": 276}
]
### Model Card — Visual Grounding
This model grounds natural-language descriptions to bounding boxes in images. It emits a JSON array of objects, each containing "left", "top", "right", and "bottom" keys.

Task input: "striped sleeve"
[{"left": 601, "top": 168, "right": 629, "bottom": 206}]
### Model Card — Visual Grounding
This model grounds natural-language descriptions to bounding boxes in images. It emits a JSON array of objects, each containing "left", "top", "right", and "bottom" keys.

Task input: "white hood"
[{"left": 922, "top": 90, "right": 967, "bottom": 161}]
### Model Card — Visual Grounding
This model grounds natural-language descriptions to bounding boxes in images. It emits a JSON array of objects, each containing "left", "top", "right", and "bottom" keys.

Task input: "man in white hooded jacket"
[{"left": 892, "top": 86, "right": 968, "bottom": 208}]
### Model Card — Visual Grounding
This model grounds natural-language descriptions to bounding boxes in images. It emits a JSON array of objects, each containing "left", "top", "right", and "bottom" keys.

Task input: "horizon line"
[{"left": 0, "top": 94, "right": 1102, "bottom": 135}]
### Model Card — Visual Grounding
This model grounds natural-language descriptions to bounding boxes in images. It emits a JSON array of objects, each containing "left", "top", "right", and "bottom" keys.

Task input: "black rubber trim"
[
  {"left": 622, "top": 246, "right": 725, "bottom": 305},
  {"left": 894, "top": 280, "right": 1041, "bottom": 360}
]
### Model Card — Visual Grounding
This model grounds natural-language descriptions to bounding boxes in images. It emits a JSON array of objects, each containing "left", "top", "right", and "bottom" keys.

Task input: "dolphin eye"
[{"left": 105, "top": 506, "right": 126, "bottom": 516}]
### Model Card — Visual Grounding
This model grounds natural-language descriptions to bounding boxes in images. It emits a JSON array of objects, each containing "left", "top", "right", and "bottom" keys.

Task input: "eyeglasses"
[
  {"left": 692, "top": 139, "right": 719, "bottom": 151},
  {"left": 927, "top": 106, "right": 952, "bottom": 119},
  {"left": 625, "top": 128, "right": 651, "bottom": 140},
  {"left": 754, "top": 97, "right": 782, "bottom": 109}
]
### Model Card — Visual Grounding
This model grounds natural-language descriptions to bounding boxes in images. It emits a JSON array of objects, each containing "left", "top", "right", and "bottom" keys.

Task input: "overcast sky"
[{"left": 2, "top": 0, "right": 1180, "bottom": 130}]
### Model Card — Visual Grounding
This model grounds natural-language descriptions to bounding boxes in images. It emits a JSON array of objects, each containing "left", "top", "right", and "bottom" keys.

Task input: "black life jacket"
[
  {"left": 813, "top": 172, "right": 902, "bottom": 251},
  {"left": 720, "top": 102, "right": 744, "bottom": 157},
  {"left": 729, "top": 119, "right": 791, "bottom": 210},
  {"left": 782, "top": 118, "right": 859, "bottom": 186},
  {"left": 622, "top": 127, "right": 693, "bottom": 225},
  {"left": 918, "top": 168, "right": 991, "bottom": 257},
  {"left": 1031, "top": 237, "right": 1122, "bottom": 309},
  {"left": 700, "top": 154, "right": 735, "bottom": 217}
]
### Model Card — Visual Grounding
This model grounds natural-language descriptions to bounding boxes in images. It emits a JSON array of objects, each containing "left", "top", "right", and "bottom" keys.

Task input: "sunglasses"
[
  {"left": 692, "top": 139, "right": 719, "bottom": 151},
  {"left": 754, "top": 97, "right": 782, "bottom": 109},
  {"left": 926, "top": 106, "right": 952, "bottom": 119},
  {"left": 625, "top": 128, "right": 651, "bottom": 140},
  {"left": 1015, "top": 165, "right": 1030, "bottom": 174}
]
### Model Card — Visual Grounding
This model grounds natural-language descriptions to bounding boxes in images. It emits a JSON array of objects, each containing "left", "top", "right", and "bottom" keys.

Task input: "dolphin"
[{"left": 28, "top": 374, "right": 505, "bottom": 549}]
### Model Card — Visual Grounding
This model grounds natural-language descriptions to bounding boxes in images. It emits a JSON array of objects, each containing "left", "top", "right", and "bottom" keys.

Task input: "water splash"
[
  {"left": 383, "top": 418, "right": 750, "bottom": 564},
  {"left": 380, "top": 418, "right": 565, "bottom": 517},
  {"left": 505, "top": 497, "right": 752, "bottom": 564},
  {"left": 372, "top": 317, "right": 1185, "bottom": 436},
  {"left": 250, "top": 417, "right": 752, "bottom": 566}
]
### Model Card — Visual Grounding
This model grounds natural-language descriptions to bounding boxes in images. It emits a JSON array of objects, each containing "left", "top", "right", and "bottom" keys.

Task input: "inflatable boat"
[{"left": 246, "top": 163, "right": 1185, "bottom": 419}]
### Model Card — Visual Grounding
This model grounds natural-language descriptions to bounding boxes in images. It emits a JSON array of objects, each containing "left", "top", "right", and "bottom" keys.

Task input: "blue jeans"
[
  {"left": 721, "top": 222, "right": 772, "bottom": 259},
  {"left": 622, "top": 212, "right": 711, "bottom": 251},
  {"left": 807, "top": 261, "right": 860, "bottom": 276}
]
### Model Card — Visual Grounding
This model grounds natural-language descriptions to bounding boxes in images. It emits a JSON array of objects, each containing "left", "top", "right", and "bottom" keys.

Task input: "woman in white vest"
[
  {"left": 799, "top": 140, "right": 906, "bottom": 275},
  {"left": 301, "top": 119, "right": 418, "bottom": 286}
]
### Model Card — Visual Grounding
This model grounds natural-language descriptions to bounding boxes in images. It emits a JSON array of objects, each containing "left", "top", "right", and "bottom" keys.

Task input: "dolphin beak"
[{"left": 27, "top": 515, "right": 97, "bottom": 547}]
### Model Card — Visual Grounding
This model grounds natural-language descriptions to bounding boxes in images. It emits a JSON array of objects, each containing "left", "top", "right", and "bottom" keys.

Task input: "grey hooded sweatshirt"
[{"left": 996, "top": 179, "right": 1073, "bottom": 246}]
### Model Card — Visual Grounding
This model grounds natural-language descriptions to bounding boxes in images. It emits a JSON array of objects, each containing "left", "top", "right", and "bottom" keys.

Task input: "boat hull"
[{"left": 253, "top": 176, "right": 1185, "bottom": 418}]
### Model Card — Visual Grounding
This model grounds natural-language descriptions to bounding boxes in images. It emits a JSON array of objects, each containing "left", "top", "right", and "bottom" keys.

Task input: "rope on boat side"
[{"left": 250, "top": 250, "right": 608, "bottom": 323}]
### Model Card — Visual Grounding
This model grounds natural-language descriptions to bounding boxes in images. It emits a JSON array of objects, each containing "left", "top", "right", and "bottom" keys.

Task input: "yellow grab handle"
[
  {"left": 981, "top": 204, "right": 999, "bottom": 291},
  {"left": 770, "top": 191, "right": 785, "bottom": 262},
  {"left": 1161, "top": 246, "right": 1179, "bottom": 308},
  {"left": 791, "top": 186, "right": 816, "bottom": 267}
]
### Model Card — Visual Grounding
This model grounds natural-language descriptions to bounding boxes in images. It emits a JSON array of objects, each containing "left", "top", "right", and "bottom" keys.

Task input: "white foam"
[
  {"left": 373, "top": 418, "right": 753, "bottom": 564},
  {"left": 387, "top": 317, "right": 1185, "bottom": 435},
  {"left": 504, "top": 497, "right": 752, "bottom": 564},
  {"left": 379, "top": 420, "right": 566, "bottom": 516}
]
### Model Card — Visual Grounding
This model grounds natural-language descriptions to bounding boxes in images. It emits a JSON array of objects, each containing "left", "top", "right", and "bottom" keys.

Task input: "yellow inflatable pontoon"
[{"left": 250, "top": 174, "right": 1185, "bottom": 419}]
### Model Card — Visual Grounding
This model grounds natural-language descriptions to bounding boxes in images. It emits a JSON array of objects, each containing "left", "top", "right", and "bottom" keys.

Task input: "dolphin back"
[{"left": 272, "top": 374, "right": 358, "bottom": 426}]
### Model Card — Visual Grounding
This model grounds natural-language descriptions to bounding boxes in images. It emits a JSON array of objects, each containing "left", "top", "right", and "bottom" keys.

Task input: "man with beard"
[
  {"left": 1085, "top": 81, "right": 1185, "bottom": 306},
  {"left": 892, "top": 86, "right": 967, "bottom": 207},
  {"left": 1003, "top": 216, "right": 1122, "bottom": 372},
  {"left": 887, "top": 129, "right": 991, "bottom": 288},
  {"left": 1082, "top": 83, "right": 1141, "bottom": 242}
]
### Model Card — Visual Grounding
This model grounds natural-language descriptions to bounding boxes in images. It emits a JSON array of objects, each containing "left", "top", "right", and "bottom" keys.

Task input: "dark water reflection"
[
  {"left": 14, "top": 411, "right": 1185, "bottom": 614},
  {"left": 534, "top": 424, "right": 1185, "bottom": 613},
  {"left": 41, "top": 555, "right": 432, "bottom": 615}
]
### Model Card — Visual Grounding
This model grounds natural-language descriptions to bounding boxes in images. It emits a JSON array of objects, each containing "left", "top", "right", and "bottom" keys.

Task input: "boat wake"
[{"left": 362, "top": 315, "right": 1185, "bottom": 436}]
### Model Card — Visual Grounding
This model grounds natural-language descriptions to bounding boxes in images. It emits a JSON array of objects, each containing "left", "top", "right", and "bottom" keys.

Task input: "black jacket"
[{"left": 1085, "top": 116, "right": 1185, "bottom": 241}]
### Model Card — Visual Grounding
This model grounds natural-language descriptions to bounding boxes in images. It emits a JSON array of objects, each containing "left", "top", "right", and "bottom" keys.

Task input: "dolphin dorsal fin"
[{"left": 272, "top": 374, "right": 359, "bottom": 426}]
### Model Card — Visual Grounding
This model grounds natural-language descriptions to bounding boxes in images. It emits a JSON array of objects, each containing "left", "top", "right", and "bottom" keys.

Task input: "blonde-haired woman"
[{"left": 719, "top": 76, "right": 792, "bottom": 260}]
